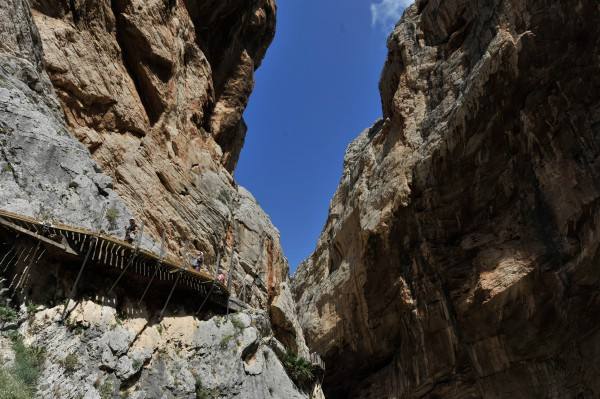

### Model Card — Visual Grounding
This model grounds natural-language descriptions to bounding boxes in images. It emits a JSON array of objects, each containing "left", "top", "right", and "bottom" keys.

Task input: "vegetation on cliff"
[{"left": 0, "top": 334, "right": 45, "bottom": 399}]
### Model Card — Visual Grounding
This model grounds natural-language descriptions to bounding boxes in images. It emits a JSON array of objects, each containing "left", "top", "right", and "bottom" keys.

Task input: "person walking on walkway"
[
  {"left": 124, "top": 218, "right": 138, "bottom": 244},
  {"left": 193, "top": 251, "right": 204, "bottom": 271}
]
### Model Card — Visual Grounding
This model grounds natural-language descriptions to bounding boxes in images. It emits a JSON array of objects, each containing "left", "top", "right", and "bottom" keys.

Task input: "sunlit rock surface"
[{"left": 1, "top": 300, "right": 307, "bottom": 398}]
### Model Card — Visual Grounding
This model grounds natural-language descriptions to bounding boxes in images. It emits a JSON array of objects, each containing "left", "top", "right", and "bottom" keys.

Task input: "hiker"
[
  {"left": 41, "top": 220, "right": 53, "bottom": 238},
  {"left": 193, "top": 251, "right": 204, "bottom": 271},
  {"left": 41, "top": 220, "right": 60, "bottom": 240},
  {"left": 124, "top": 218, "right": 138, "bottom": 244}
]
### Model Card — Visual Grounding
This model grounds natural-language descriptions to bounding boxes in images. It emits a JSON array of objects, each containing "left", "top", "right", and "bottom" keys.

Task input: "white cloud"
[{"left": 370, "top": 0, "right": 413, "bottom": 30}]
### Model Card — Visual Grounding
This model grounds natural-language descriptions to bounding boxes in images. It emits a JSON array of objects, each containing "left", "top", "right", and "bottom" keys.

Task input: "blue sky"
[{"left": 236, "top": 0, "right": 409, "bottom": 272}]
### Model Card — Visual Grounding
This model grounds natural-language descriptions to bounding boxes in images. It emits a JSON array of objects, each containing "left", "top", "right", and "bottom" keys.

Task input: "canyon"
[{"left": 2, "top": 0, "right": 600, "bottom": 398}]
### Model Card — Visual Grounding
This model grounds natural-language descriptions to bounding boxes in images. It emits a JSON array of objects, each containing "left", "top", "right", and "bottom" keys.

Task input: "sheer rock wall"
[{"left": 294, "top": 1, "right": 600, "bottom": 397}]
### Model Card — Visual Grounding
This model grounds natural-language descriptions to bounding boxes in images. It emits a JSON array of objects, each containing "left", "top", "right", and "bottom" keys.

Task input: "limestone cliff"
[
  {"left": 27, "top": 0, "right": 287, "bottom": 312},
  {"left": 0, "top": 0, "right": 317, "bottom": 397},
  {"left": 294, "top": 0, "right": 600, "bottom": 397}
]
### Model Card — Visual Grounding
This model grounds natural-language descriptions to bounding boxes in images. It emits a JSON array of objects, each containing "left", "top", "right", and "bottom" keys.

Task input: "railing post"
[
  {"left": 9, "top": 241, "right": 41, "bottom": 291},
  {"left": 2, "top": 247, "right": 24, "bottom": 273},
  {"left": 15, "top": 246, "right": 45, "bottom": 290},
  {"left": 0, "top": 245, "right": 15, "bottom": 270},
  {"left": 159, "top": 270, "right": 181, "bottom": 319},
  {"left": 195, "top": 246, "right": 229, "bottom": 316}
]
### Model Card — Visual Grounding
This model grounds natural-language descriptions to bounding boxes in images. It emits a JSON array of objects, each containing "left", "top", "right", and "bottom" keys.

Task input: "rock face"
[
  {"left": 0, "top": 0, "right": 132, "bottom": 232},
  {"left": 0, "top": 0, "right": 316, "bottom": 397},
  {"left": 2, "top": 299, "right": 308, "bottom": 398},
  {"left": 294, "top": 0, "right": 600, "bottom": 397},
  {"left": 27, "top": 0, "right": 286, "bottom": 308}
]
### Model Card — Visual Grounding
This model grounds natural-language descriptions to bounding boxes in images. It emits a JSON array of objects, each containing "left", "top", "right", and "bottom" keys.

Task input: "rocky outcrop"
[
  {"left": 0, "top": 228, "right": 320, "bottom": 398},
  {"left": 294, "top": 0, "right": 600, "bottom": 397},
  {"left": 2, "top": 300, "right": 308, "bottom": 398},
  {"left": 30, "top": 0, "right": 275, "bottom": 173}
]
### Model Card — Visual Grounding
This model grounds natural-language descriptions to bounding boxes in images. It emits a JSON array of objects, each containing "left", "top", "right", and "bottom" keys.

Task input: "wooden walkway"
[{"left": 0, "top": 209, "right": 232, "bottom": 310}]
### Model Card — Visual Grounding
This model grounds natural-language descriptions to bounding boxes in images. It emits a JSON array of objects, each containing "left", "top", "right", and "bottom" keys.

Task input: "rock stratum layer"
[{"left": 294, "top": 0, "right": 600, "bottom": 397}]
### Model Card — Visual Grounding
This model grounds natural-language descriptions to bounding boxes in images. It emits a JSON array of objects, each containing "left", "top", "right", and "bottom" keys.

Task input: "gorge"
[{"left": 1, "top": 0, "right": 600, "bottom": 398}]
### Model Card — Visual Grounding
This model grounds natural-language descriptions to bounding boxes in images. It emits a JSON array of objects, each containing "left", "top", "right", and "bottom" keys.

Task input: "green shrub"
[
  {"left": 0, "top": 336, "right": 46, "bottom": 399},
  {"left": 0, "top": 368, "right": 29, "bottom": 399},
  {"left": 26, "top": 302, "right": 38, "bottom": 315},
  {"left": 230, "top": 316, "right": 244, "bottom": 331},
  {"left": 65, "top": 318, "right": 87, "bottom": 335},
  {"left": 281, "top": 352, "right": 315, "bottom": 388},
  {"left": 98, "top": 380, "right": 113, "bottom": 399},
  {"left": 219, "top": 334, "right": 234, "bottom": 350},
  {"left": 195, "top": 377, "right": 218, "bottom": 399},
  {"left": 11, "top": 336, "right": 45, "bottom": 389},
  {"left": 0, "top": 305, "right": 18, "bottom": 323},
  {"left": 105, "top": 207, "right": 120, "bottom": 230},
  {"left": 61, "top": 353, "right": 79, "bottom": 374},
  {"left": 132, "top": 359, "right": 142, "bottom": 371}
]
